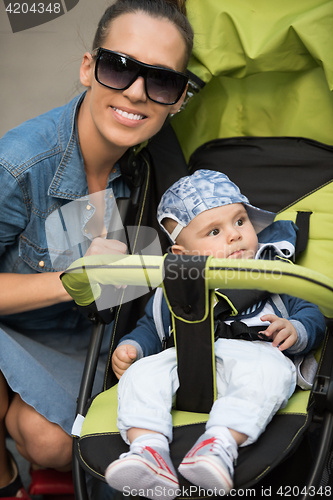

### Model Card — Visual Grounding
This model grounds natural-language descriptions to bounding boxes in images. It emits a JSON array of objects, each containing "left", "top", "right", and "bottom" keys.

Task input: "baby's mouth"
[{"left": 228, "top": 249, "right": 244, "bottom": 258}]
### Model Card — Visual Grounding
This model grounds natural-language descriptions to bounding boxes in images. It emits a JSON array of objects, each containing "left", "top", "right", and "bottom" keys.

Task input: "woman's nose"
[{"left": 122, "top": 76, "right": 147, "bottom": 103}]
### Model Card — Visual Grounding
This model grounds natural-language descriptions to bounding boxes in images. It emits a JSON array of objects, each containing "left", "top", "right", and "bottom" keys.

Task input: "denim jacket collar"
[{"left": 48, "top": 92, "right": 88, "bottom": 200}]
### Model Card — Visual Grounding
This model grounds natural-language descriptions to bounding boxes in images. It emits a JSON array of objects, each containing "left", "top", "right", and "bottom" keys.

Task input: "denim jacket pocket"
[{"left": 19, "top": 235, "right": 73, "bottom": 272}]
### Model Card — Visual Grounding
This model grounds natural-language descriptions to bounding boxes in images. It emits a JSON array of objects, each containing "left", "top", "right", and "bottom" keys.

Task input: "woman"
[{"left": 0, "top": 0, "right": 193, "bottom": 496}]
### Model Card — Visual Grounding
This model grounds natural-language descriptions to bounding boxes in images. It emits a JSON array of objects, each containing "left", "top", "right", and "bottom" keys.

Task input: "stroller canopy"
[{"left": 173, "top": 0, "right": 333, "bottom": 160}]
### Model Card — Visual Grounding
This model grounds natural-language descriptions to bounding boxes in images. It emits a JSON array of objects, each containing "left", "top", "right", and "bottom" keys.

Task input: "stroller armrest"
[{"left": 61, "top": 255, "right": 333, "bottom": 319}]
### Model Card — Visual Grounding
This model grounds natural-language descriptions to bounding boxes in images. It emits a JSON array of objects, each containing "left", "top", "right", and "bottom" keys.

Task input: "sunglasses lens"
[
  {"left": 95, "top": 49, "right": 187, "bottom": 105},
  {"left": 97, "top": 52, "right": 138, "bottom": 90},
  {"left": 146, "top": 68, "right": 186, "bottom": 104}
]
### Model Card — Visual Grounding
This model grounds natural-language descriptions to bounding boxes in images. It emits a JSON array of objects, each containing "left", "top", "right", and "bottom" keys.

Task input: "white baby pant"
[{"left": 117, "top": 339, "right": 296, "bottom": 446}]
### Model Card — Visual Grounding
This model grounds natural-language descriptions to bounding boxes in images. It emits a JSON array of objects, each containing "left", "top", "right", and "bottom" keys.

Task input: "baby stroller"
[
  {"left": 60, "top": 0, "right": 333, "bottom": 498},
  {"left": 61, "top": 137, "right": 333, "bottom": 500}
]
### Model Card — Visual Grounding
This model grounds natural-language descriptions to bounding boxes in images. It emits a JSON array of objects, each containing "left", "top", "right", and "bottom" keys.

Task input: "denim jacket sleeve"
[{"left": 0, "top": 165, "right": 28, "bottom": 257}]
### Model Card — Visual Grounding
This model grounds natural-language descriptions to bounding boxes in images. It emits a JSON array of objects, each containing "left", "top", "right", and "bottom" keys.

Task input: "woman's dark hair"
[{"left": 92, "top": 0, "right": 193, "bottom": 70}]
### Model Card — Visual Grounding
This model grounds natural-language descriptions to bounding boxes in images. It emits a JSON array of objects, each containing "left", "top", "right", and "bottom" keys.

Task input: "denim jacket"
[{"left": 0, "top": 92, "right": 129, "bottom": 331}]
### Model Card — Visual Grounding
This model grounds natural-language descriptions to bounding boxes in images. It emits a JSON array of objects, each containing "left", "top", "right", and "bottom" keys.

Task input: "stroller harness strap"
[
  {"left": 164, "top": 322, "right": 268, "bottom": 349},
  {"left": 214, "top": 321, "right": 269, "bottom": 343},
  {"left": 162, "top": 286, "right": 272, "bottom": 349},
  {"left": 162, "top": 255, "right": 274, "bottom": 413},
  {"left": 214, "top": 288, "right": 273, "bottom": 342},
  {"left": 163, "top": 254, "right": 215, "bottom": 413}
]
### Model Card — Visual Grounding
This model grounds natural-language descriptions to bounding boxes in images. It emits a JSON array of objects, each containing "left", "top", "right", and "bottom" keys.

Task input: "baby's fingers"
[
  {"left": 112, "top": 356, "right": 132, "bottom": 379},
  {"left": 270, "top": 327, "right": 294, "bottom": 349},
  {"left": 277, "top": 336, "right": 295, "bottom": 351},
  {"left": 260, "top": 314, "right": 278, "bottom": 323},
  {"left": 262, "top": 318, "right": 286, "bottom": 336}
]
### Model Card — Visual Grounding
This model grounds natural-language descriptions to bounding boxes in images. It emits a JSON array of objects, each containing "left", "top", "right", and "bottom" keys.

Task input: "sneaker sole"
[
  {"left": 178, "top": 455, "right": 233, "bottom": 494},
  {"left": 105, "top": 455, "right": 179, "bottom": 500}
]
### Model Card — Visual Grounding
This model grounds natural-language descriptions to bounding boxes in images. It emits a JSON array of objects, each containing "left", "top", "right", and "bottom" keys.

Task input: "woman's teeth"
[{"left": 113, "top": 107, "right": 145, "bottom": 120}]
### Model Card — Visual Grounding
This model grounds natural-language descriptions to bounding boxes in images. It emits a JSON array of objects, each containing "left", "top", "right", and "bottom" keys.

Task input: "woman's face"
[{"left": 80, "top": 12, "right": 188, "bottom": 153}]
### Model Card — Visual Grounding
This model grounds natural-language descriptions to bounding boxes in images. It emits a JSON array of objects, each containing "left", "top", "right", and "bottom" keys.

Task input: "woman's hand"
[
  {"left": 84, "top": 237, "right": 127, "bottom": 256},
  {"left": 112, "top": 344, "right": 138, "bottom": 379},
  {"left": 84, "top": 238, "right": 128, "bottom": 289},
  {"left": 259, "top": 314, "right": 298, "bottom": 351}
]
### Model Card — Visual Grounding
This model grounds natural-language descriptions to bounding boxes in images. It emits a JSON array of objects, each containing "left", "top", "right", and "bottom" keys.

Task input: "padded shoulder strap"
[
  {"left": 295, "top": 211, "right": 312, "bottom": 257},
  {"left": 162, "top": 254, "right": 216, "bottom": 413}
]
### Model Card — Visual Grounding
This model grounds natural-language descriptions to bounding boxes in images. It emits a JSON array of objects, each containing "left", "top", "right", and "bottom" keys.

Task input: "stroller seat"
[{"left": 75, "top": 370, "right": 314, "bottom": 488}]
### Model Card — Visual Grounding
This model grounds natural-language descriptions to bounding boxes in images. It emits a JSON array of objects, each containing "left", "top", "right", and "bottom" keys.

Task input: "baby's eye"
[
  {"left": 208, "top": 228, "right": 220, "bottom": 236},
  {"left": 236, "top": 218, "right": 244, "bottom": 227}
]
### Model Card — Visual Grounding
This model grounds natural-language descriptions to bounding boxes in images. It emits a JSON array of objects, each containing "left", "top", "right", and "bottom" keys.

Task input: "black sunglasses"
[{"left": 93, "top": 48, "right": 188, "bottom": 105}]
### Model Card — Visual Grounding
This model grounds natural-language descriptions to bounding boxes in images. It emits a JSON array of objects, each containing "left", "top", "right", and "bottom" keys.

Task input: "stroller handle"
[{"left": 60, "top": 254, "right": 333, "bottom": 318}]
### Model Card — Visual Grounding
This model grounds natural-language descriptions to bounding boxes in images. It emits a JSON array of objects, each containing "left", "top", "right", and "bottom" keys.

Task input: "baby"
[{"left": 105, "top": 170, "right": 325, "bottom": 499}]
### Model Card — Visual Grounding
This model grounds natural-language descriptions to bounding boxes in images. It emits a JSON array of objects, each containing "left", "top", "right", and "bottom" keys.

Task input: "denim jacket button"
[
  {"left": 38, "top": 260, "right": 45, "bottom": 268},
  {"left": 86, "top": 204, "right": 92, "bottom": 211}
]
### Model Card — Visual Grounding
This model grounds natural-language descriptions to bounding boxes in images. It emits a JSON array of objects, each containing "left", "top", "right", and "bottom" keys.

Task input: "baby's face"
[{"left": 175, "top": 203, "right": 258, "bottom": 259}]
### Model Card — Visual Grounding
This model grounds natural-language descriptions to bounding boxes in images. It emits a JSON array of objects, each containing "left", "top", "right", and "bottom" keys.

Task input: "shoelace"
[
  {"left": 210, "top": 435, "right": 238, "bottom": 474},
  {"left": 119, "top": 441, "right": 145, "bottom": 460},
  {"left": 120, "top": 436, "right": 170, "bottom": 459}
]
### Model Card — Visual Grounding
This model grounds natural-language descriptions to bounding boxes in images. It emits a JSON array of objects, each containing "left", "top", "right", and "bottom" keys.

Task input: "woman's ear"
[
  {"left": 80, "top": 52, "right": 94, "bottom": 88},
  {"left": 171, "top": 244, "right": 187, "bottom": 255},
  {"left": 168, "top": 84, "right": 188, "bottom": 115}
]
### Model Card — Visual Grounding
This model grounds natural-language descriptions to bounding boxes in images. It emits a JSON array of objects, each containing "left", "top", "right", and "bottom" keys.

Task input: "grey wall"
[{"left": 0, "top": 0, "right": 115, "bottom": 138}]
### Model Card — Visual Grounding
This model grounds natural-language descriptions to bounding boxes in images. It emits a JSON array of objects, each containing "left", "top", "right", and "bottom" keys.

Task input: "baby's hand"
[
  {"left": 259, "top": 314, "right": 298, "bottom": 351},
  {"left": 112, "top": 344, "right": 138, "bottom": 379}
]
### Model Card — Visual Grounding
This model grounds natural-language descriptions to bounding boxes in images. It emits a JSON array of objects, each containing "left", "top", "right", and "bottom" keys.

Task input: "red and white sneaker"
[
  {"left": 178, "top": 434, "right": 236, "bottom": 494},
  {"left": 105, "top": 443, "right": 179, "bottom": 500}
]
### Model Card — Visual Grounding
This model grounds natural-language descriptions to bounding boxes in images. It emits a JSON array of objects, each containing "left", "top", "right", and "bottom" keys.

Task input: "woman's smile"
[{"left": 111, "top": 105, "right": 147, "bottom": 127}]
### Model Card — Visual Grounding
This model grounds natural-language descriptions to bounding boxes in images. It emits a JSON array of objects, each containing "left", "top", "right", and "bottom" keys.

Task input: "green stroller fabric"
[{"left": 173, "top": 0, "right": 333, "bottom": 161}]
